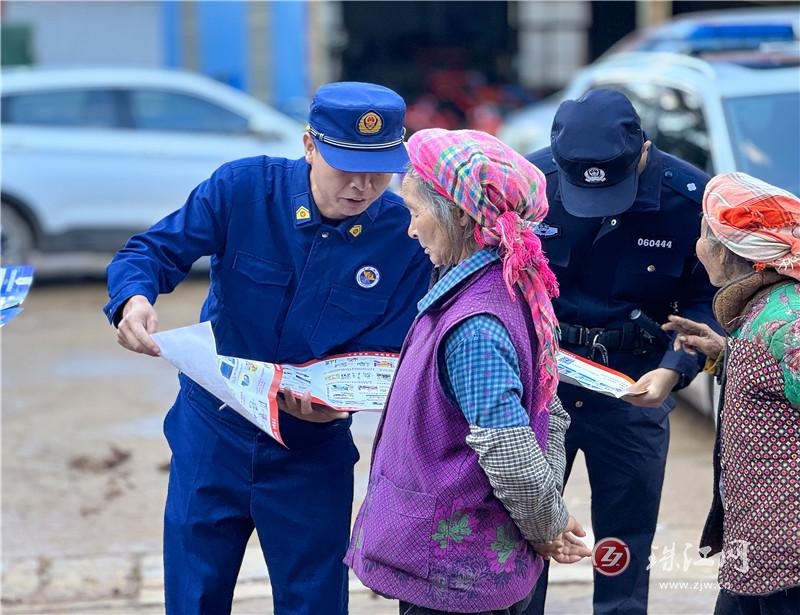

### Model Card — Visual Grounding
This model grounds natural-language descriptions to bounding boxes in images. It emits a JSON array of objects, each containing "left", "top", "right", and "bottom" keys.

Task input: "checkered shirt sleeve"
[
  {"left": 441, "top": 316, "right": 570, "bottom": 544},
  {"left": 441, "top": 315, "right": 529, "bottom": 428},
  {"left": 546, "top": 395, "right": 571, "bottom": 493},
  {"left": 466, "top": 424, "right": 569, "bottom": 544}
]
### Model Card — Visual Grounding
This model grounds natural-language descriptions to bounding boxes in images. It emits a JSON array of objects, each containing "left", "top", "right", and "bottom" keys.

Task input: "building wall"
[
  {"left": 3, "top": 1, "right": 162, "bottom": 68},
  {"left": 515, "top": 1, "right": 592, "bottom": 90},
  {"left": 1, "top": 0, "right": 313, "bottom": 116}
]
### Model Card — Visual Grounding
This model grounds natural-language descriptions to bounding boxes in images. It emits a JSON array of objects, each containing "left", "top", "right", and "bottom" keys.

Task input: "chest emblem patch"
[
  {"left": 356, "top": 266, "right": 380, "bottom": 289},
  {"left": 295, "top": 205, "right": 311, "bottom": 221},
  {"left": 533, "top": 222, "right": 560, "bottom": 238}
]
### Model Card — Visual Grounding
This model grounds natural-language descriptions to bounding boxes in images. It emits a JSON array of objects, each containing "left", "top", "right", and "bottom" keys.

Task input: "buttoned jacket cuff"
[
  {"left": 104, "top": 285, "right": 158, "bottom": 327},
  {"left": 658, "top": 349, "right": 701, "bottom": 390}
]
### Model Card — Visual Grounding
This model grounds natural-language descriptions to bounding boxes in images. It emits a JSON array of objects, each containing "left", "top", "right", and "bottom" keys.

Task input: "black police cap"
[{"left": 551, "top": 89, "right": 645, "bottom": 218}]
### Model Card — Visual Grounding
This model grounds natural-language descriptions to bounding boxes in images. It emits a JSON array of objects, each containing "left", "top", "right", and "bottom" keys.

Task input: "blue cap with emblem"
[
  {"left": 307, "top": 82, "right": 409, "bottom": 173},
  {"left": 550, "top": 89, "right": 645, "bottom": 218}
]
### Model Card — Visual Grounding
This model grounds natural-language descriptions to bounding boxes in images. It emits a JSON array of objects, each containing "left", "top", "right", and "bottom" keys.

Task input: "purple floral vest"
[{"left": 345, "top": 262, "right": 549, "bottom": 611}]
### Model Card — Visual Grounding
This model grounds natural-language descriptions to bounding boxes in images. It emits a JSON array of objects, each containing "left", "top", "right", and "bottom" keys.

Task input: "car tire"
[{"left": 1, "top": 202, "right": 35, "bottom": 265}]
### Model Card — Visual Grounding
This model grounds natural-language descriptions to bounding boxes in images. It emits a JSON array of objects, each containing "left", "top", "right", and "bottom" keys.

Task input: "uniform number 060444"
[{"left": 637, "top": 238, "right": 672, "bottom": 249}]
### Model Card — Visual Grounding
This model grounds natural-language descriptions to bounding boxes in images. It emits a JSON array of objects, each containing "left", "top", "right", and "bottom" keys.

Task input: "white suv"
[{"left": 1, "top": 68, "right": 305, "bottom": 264}]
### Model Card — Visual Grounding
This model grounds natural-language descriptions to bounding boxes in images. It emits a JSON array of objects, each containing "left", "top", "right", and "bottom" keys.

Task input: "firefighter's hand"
[
  {"left": 116, "top": 295, "right": 161, "bottom": 356},
  {"left": 279, "top": 388, "right": 346, "bottom": 423}
]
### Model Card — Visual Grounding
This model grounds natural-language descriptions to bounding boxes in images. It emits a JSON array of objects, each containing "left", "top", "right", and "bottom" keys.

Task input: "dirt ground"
[{"left": 2, "top": 275, "right": 720, "bottom": 613}]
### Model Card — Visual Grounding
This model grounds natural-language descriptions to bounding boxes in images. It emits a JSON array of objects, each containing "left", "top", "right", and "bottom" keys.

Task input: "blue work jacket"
[
  {"left": 104, "top": 156, "right": 432, "bottom": 364},
  {"left": 528, "top": 145, "right": 717, "bottom": 394}
]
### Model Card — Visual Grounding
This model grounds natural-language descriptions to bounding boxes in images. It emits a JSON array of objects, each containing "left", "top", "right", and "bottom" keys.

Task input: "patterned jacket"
[{"left": 700, "top": 270, "right": 800, "bottom": 595}]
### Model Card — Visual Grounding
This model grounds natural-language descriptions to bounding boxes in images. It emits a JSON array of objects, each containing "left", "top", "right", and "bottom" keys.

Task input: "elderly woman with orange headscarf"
[
  {"left": 344, "top": 129, "right": 590, "bottom": 615},
  {"left": 663, "top": 172, "right": 800, "bottom": 615}
]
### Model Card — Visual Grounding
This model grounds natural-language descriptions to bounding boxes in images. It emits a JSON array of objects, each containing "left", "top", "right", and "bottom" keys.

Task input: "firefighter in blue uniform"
[
  {"left": 525, "top": 90, "right": 717, "bottom": 615},
  {"left": 104, "top": 82, "right": 431, "bottom": 615}
]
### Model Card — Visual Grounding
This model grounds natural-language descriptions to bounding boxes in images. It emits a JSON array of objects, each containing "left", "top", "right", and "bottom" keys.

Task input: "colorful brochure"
[
  {"left": 281, "top": 353, "right": 398, "bottom": 411},
  {"left": 152, "top": 322, "right": 400, "bottom": 445},
  {"left": 557, "top": 349, "right": 638, "bottom": 398},
  {"left": 152, "top": 322, "right": 284, "bottom": 444},
  {"left": 152, "top": 322, "right": 639, "bottom": 443}
]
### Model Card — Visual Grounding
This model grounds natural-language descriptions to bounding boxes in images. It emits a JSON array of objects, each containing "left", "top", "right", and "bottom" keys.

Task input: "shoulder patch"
[
  {"left": 659, "top": 152, "right": 709, "bottom": 205},
  {"left": 662, "top": 166, "right": 708, "bottom": 205}
]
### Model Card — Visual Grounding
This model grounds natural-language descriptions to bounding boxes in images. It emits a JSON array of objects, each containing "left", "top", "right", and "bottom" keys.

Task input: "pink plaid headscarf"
[
  {"left": 407, "top": 128, "right": 560, "bottom": 410},
  {"left": 704, "top": 172, "right": 800, "bottom": 280}
]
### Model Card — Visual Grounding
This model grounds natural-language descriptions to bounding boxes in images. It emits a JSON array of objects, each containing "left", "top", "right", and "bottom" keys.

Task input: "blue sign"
[{"left": 1, "top": 265, "right": 34, "bottom": 327}]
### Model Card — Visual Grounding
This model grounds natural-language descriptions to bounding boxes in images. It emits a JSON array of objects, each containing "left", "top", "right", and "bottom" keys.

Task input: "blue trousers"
[
  {"left": 163, "top": 377, "right": 359, "bottom": 615},
  {"left": 526, "top": 392, "right": 670, "bottom": 615}
]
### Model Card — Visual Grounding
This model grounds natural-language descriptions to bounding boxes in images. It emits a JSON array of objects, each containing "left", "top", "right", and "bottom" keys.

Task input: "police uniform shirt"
[
  {"left": 104, "top": 155, "right": 432, "bottom": 364},
  {"left": 528, "top": 145, "right": 717, "bottom": 390}
]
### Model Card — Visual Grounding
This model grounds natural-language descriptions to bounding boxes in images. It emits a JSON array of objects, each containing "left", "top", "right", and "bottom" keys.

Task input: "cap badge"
[
  {"left": 356, "top": 266, "right": 380, "bottom": 288},
  {"left": 349, "top": 224, "right": 363, "bottom": 238},
  {"left": 296, "top": 205, "right": 311, "bottom": 220},
  {"left": 357, "top": 111, "right": 383, "bottom": 135},
  {"left": 584, "top": 167, "right": 606, "bottom": 184}
]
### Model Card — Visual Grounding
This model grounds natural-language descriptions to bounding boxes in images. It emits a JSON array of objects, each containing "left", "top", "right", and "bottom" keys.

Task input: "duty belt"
[
  {"left": 560, "top": 321, "right": 662, "bottom": 364},
  {"left": 561, "top": 322, "right": 637, "bottom": 350}
]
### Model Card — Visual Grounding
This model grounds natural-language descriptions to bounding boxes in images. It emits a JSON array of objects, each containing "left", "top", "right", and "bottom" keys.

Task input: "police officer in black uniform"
[{"left": 525, "top": 89, "right": 717, "bottom": 614}]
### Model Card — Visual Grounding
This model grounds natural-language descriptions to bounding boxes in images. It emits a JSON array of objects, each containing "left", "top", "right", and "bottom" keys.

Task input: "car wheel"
[{"left": 1, "top": 202, "right": 35, "bottom": 265}]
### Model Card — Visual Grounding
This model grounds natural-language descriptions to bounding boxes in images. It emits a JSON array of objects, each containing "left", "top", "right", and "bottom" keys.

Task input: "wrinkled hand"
[
  {"left": 534, "top": 516, "right": 592, "bottom": 564},
  {"left": 279, "top": 388, "right": 345, "bottom": 423},
  {"left": 621, "top": 368, "right": 680, "bottom": 408},
  {"left": 116, "top": 295, "right": 161, "bottom": 356},
  {"left": 662, "top": 315, "right": 724, "bottom": 361}
]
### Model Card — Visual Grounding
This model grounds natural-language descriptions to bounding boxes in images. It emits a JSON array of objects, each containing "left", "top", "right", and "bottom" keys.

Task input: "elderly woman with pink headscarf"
[
  {"left": 663, "top": 172, "right": 800, "bottom": 615},
  {"left": 344, "top": 129, "right": 590, "bottom": 614}
]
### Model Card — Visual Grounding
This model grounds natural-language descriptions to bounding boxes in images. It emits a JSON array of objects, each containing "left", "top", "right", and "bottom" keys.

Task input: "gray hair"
[
  {"left": 702, "top": 217, "right": 753, "bottom": 281},
  {"left": 404, "top": 167, "right": 478, "bottom": 265}
]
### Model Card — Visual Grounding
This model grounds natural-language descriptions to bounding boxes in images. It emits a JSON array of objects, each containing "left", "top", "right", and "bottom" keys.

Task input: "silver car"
[{"left": 1, "top": 67, "right": 305, "bottom": 264}]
